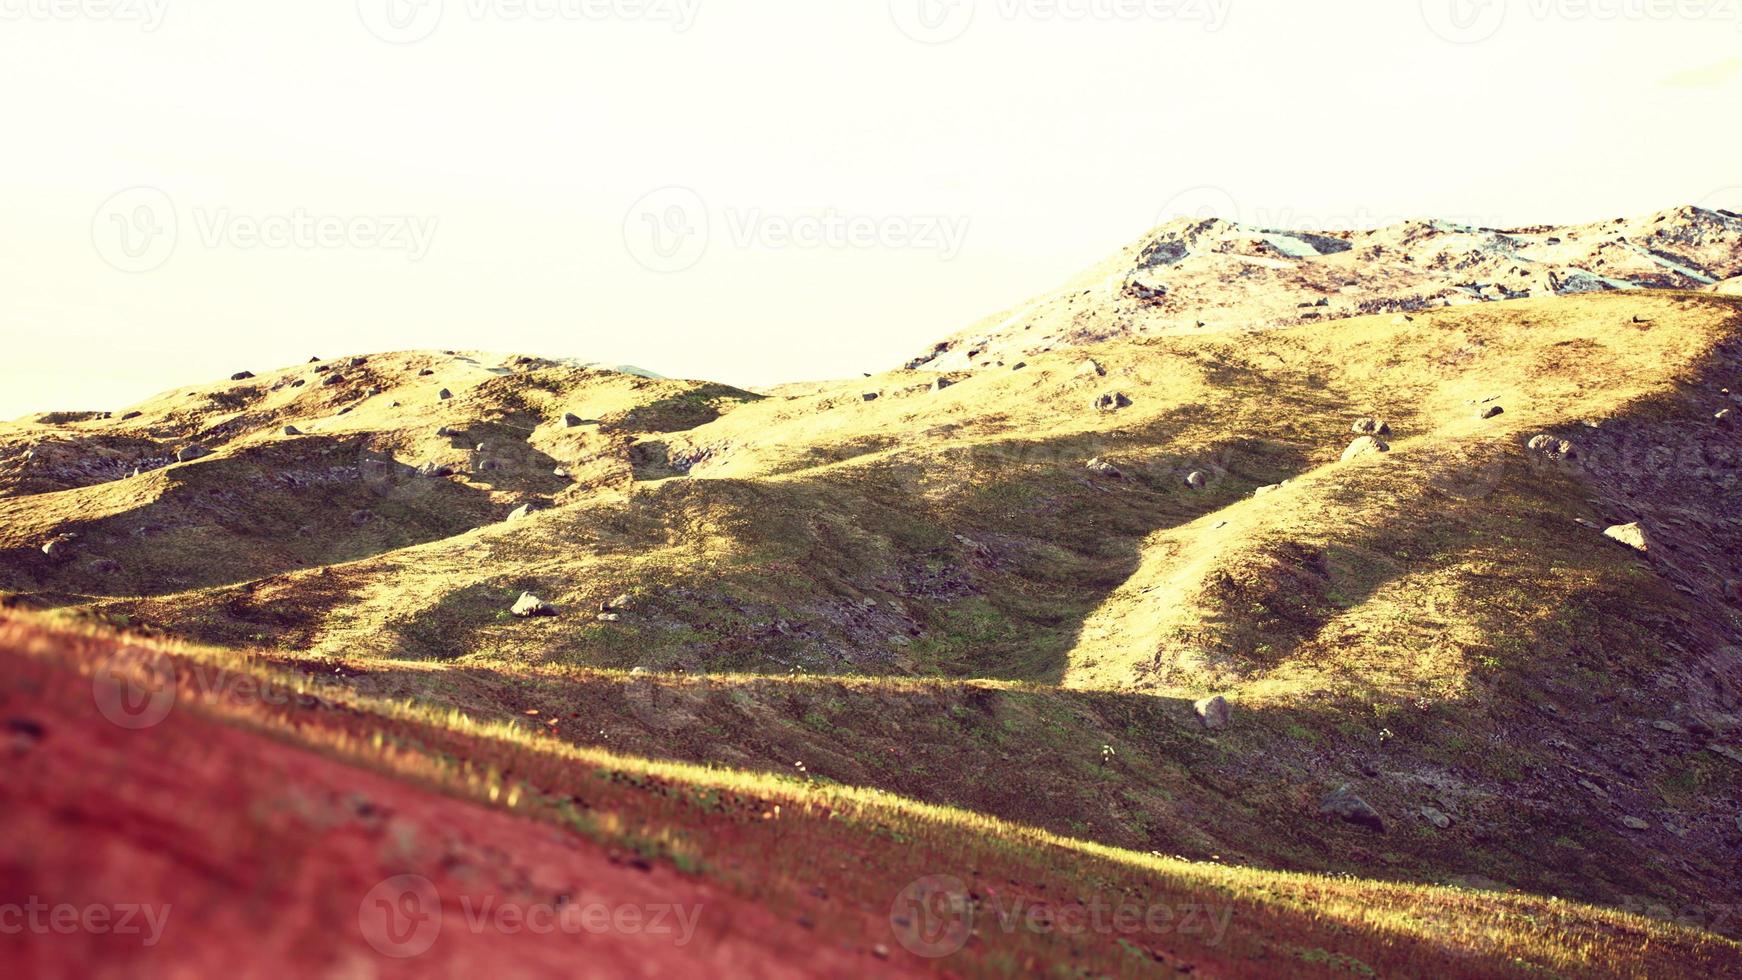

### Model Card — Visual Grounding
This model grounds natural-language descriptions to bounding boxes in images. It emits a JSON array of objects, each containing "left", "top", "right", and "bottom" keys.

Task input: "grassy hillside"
[
  {"left": 5, "top": 616, "right": 1737, "bottom": 978},
  {"left": 3, "top": 292, "right": 1741, "bottom": 969}
]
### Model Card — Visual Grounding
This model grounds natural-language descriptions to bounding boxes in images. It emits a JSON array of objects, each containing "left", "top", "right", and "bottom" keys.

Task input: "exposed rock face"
[
  {"left": 1341, "top": 436, "right": 1390, "bottom": 462},
  {"left": 511, "top": 592, "right": 555, "bottom": 617},
  {"left": 1320, "top": 785, "right": 1386, "bottom": 833},
  {"left": 908, "top": 206, "right": 1742, "bottom": 372},
  {"left": 176, "top": 445, "right": 211, "bottom": 463},
  {"left": 1605, "top": 522, "right": 1653, "bottom": 553},
  {"left": 1193, "top": 695, "right": 1231, "bottom": 730}
]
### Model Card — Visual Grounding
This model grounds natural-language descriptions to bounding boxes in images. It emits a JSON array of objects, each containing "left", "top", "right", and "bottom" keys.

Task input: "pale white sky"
[{"left": 3, "top": 0, "right": 1740, "bottom": 418}]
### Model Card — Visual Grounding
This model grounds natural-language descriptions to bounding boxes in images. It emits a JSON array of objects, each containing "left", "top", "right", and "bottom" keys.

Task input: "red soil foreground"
[{"left": 0, "top": 623, "right": 909, "bottom": 978}]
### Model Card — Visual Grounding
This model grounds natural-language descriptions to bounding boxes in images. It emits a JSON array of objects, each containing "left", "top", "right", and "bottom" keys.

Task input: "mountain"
[
  {"left": 908, "top": 205, "right": 1742, "bottom": 371},
  {"left": 4, "top": 210, "right": 1742, "bottom": 975}
]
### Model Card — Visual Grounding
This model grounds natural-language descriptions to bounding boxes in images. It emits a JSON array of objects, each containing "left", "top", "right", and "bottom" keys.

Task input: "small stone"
[
  {"left": 553, "top": 467, "right": 571, "bottom": 478},
  {"left": 602, "top": 593, "right": 634, "bottom": 612},
  {"left": 121, "top": 411, "right": 142, "bottom": 420},
  {"left": 437, "top": 426, "right": 458, "bottom": 437},
  {"left": 871, "top": 944, "right": 890, "bottom": 960},
  {"left": 1480, "top": 405, "right": 1505, "bottom": 420},
  {"left": 1621, "top": 816, "right": 1650, "bottom": 831},
  {"left": 1254, "top": 483, "right": 1282, "bottom": 497},
  {"left": 1604, "top": 522, "right": 1653, "bottom": 553},
  {"left": 1078, "top": 359, "right": 1106, "bottom": 377},
  {"left": 1185, "top": 471, "right": 1207, "bottom": 490},
  {"left": 176, "top": 444, "right": 212, "bottom": 463},
  {"left": 322, "top": 373, "right": 345, "bottom": 387},
  {"left": 1421, "top": 807, "right": 1452, "bottom": 829},
  {"left": 230, "top": 370, "right": 255, "bottom": 381},
  {"left": 1653, "top": 720, "right": 1687, "bottom": 735},
  {"left": 507, "top": 503, "right": 541, "bottom": 522},
  {"left": 1011, "top": 362, "right": 1028, "bottom": 371},
  {"left": 596, "top": 612, "right": 622, "bottom": 623},
  {"left": 1094, "top": 392, "right": 1132, "bottom": 412},
  {"left": 282, "top": 425, "right": 303, "bottom": 436},
  {"left": 861, "top": 392, "right": 880, "bottom": 402},
  {"left": 1351, "top": 418, "right": 1391, "bottom": 436},
  {"left": 1341, "top": 436, "right": 1390, "bottom": 462},
  {"left": 931, "top": 377, "right": 955, "bottom": 392},
  {"left": 1320, "top": 785, "right": 1386, "bottom": 833},
  {"left": 438, "top": 388, "right": 453, "bottom": 401},
  {"left": 1086, "top": 458, "right": 1122, "bottom": 478},
  {"left": 1193, "top": 696, "right": 1230, "bottom": 730},
  {"left": 1717, "top": 409, "right": 1732, "bottom": 424},
  {"left": 563, "top": 413, "right": 584, "bottom": 428},
  {"left": 40, "top": 534, "right": 77, "bottom": 561},
  {"left": 512, "top": 592, "right": 555, "bottom": 618},
  {"left": 418, "top": 368, "right": 435, "bottom": 377}
]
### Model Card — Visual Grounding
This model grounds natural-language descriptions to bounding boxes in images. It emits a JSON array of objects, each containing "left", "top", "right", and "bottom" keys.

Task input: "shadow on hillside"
[{"left": 0, "top": 436, "right": 502, "bottom": 601}]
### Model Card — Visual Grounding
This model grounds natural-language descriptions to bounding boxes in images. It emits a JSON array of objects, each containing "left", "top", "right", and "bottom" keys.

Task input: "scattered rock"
[
  {"left": 321, "top": 374, "right": 345, "bottom": 387},
  {"left": 418, "top": 368, "right": 435, "bottom": 377},
  {"left": 1526, "top": 434, "right": 1577, "bottom": 459},
  {"left": 437, "top": 426, "right": 459, "bottom": 437},
  {"left": 1479, "top": 405, "right": 1505, "bottom": 419},
  {"left": 1421, "top": 806, "right": 1452, "bottom": 830},
  {"left": 1185, "top": 470, "right": 1207, "bottom": 490},
  {"left": 1086, "top": 458, "right": 1122, "bottom": 478},
  {"left": 1341, "top": 436, "right": 1390, "bottom": 462},
  {"left": 120, "top": 411, "right": 142, "bottom": 421},
  {"left": 931, "top": 377, "right": 955, "bottom": 392},
  {"left": 176, "top": 444, "right": 212, "bottom": 463},
  {"left": 1077, "top": 358, "right": 1106, "bottom": 378},
  {"left": 1351, "top": 418, "right": 1391, "bottom": 436},
  {"left": 602, "top": 593, "right": 634, "bottom": 613},
  {"left": 511, "top": 592, "right": 555, "bottom": 618},
  {"left": 1604, "top": 522, "right": 1653, "bottom": 553},
  {"left": 438, "top": 388, "right": 453, "bottom": 401},
  {"left": 596, "top": 613, "right": 622, "bottom": 623},
  {"left": 507, "top": 503, "right": 541, "bottom": 522},
  {"left": 282, "top": 425, "right": 303, "bottom": 436},
  {"left": 562, "top": 413, "right": 584, "bottom": 428},
  {"left": 1320, "top": 785, "right": 1386, "bottom": 833},
  {"left": 230, "top": 371, "right": 255, "bottom": 381},
  {"left": 415, "top": 462, "right": 451, "bottom": 478},
  {"left": 1094, "top": 392, "right": 1132, "bottom": 412},
  {"left": 40, "top": 534, "right": 77, "bottom": 562},
  {"left": 1707, "top": 744, "right": 1742, "bottom": 766},
  {"left": 861, "top": 392, "right": 880, "bottom": 402},
  {"left": 1621, "top": 816, "right": 1651, "bottom": 832},
  {"left": 553, "top": 467, "right": 571, "bottom": 478},
  {"left": 1193, "top": 696, "right": 1230, "bottom": 730},
  {"left": 1011, "top": 362, "right": 1027, "bottom": 371},
  {"left": 349, "top": 357, "right": 367, "bottom": 367},
  {"left": 1254, "top": 483, "right": 1283, "bottom": 496},
  {"left": 1717, "top": 409, "right": 1732, "bottom": 425},
  {"left": 1653, "top": 720, "right": 1687, "bottom": 735}
]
